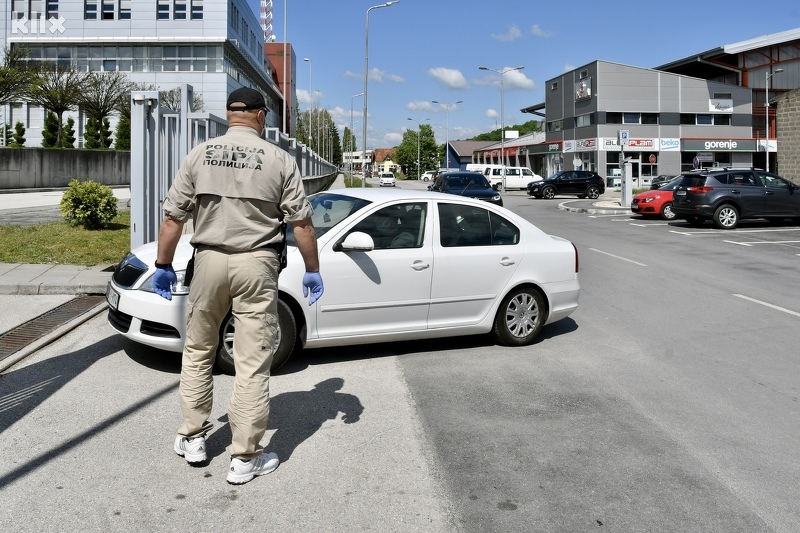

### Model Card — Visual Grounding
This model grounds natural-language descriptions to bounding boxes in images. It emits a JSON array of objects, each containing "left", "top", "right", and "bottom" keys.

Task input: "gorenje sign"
[{"left": 682, "top": 139, "right": 756, "bottom": 152}]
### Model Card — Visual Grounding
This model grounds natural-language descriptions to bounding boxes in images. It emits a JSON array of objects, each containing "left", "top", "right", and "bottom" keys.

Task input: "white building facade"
[{"left": 3, "top": 0, "right": 283, "bottom": 146}]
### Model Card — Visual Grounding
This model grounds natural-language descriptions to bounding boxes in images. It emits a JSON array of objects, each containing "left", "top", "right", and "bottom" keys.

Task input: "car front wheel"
[
  {"left": 216, "top": 299, "right": 297, "bottom": 375},
  {"left": 586, "top": 186, "right": 600, "bottom": 199},
  {"left": 493, "top": 287, "right": 546, "bottom": 346},
  {"left": 661, "top": 202, "right": 676, "bottom": 220},
  {"left": 542, "top": 186, "right": 556, "bottom": 199},
  {"left": 713, "top": 204, "right": 739, "bottom": 229}
]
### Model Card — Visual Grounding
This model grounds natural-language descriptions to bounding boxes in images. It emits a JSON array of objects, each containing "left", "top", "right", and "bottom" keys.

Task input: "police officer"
[{"left": 152, "top": 87, "right": 324, "bottom": 485}]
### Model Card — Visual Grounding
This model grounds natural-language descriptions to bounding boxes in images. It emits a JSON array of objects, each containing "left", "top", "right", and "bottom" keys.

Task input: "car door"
[
  {"left": 504, "top": 167, "right": 522, "bottom": 189},
  {"left": 428, "top": 201, "right": 523, "bottom": 328},
  {"left": 757, "top": 172, "right": 800, "bottom": 217},
  {"left": 725, "top": 171, "right": 765, "bottom": 217},
  {"left": 315, "top": 201, "right": 433, "bottom": 338}
]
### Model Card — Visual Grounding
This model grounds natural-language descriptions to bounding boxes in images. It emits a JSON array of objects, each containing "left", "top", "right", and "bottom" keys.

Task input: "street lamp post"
[
  {"left": 479, "top": 65, "right": 524, "bottom": 190},
  {"left": 363, "top": 1, "right": 400, "bottom": 188},
  {"left": 431, "top": 100, "right": 462, "bottom": 170},
  {"left": 407, "top": 117, "right": 429, "bottom": 179},
  {"left": 351, "top": 92, "right": 363, "bottom": 174},
  {"left": 303, "top": 57, "right": 313, "bottom": 150},
  {"left": 281, "top": 0, "right": 287, "bottom": 134},
  {"left": 766, "top": 68, "right": 783, "bottom": 173}
]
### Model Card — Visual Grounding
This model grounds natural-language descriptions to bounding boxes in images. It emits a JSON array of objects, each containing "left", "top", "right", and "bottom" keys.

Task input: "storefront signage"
[
  {"left": 575, "top": 138, "right": 596, "bottom": 151},
  {"left": 659, "top": 138, "right": 680, "bottom": 151},
  {"left": 709, "top": 99, "right": 733, "bottom": 113},
  {"left": 683, "top": 139, "right": 756, "bottom": 151},
  {"left": 601, "top": 138, "right": 654, "bottom": 151}
]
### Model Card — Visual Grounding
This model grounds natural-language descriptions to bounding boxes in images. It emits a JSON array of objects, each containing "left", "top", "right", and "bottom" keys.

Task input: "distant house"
[{"left": 373, "top": 148, "right": 398, "bottom": 174}]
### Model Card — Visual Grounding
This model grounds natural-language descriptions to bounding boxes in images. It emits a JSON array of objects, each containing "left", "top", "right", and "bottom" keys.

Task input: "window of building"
[
  {"left": 713, "top": 92, "right": 732, "bottom": 100},
  {"left": 547, "top": 119, "right": 562, "bottom": 133},
  {"left": 680, "top": 114, "right": 695, "bottom": 125},
  {"left": 579, "top": 70, "right": 588, "bottom": 79},
  {"left": 30, "top": 0, "right": 43, "bottom": 16},
  {"left": 713, "top": 114, "right": 731, "bottom": 126},
  {"left": 191, "top": 0, "right": 203, "bottom": 19},
  {"left": 102, "top": 0, "right": 114, "bottom": 19},
  {"left": 641, "top": 113, "right": 658, "bottom": 125},
  {"left": 12, "top": 0, "right": 26, "bottom": 18},
  {"left": 696, "top": 114, "right": 713, "bottom": 125},
  {"left": 623, "top": 112, "right": 640, "bottom": 124},
  {"left": 606, "top": 112, "right": 622, "bottom": 124},
  {"left": 119, "top": 0, "right": 130, "bottom": 19},
  {"left": 173, "top": 0, "right": 186, "bottom": 19},
  {"left": 550, "top": 81, "right": 558, "bottom": 90},
  {"left": 46, "top": 0, "right": 58, "bottom": 18},
  {"left": 157, "top": 0, "right": 170, "bottom": 19},
  {"left": 85, "top": 0, "right": 98, "bottom": 19},
  {"left": 575, "top": 113, "right": 594, "bottom": 128}
]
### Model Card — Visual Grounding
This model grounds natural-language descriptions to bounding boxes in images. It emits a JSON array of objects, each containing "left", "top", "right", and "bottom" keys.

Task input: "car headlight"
[
  {"left": 642, "top": 197, "right": 655, "bottom": 203},
  {"left": 492, "top": 195, "right": 501, "bottom": 202},
  {"left": 139, "top": 269, "right": 191, "bottom": 296}
]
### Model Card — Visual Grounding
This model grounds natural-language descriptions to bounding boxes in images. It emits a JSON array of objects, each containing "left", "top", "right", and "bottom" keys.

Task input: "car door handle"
[
  {"left": 500, "top": 257, "right": 516, "bottom": 266},
  {"left": 410, "top": 260, "right": 430, "bottom": 271},
  {"left": 765, "top": 191, "right": 774, "bottom": 195}
]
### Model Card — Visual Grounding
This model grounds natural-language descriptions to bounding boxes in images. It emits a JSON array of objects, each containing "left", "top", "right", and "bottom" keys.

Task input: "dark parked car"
[
  {"left": 428, "top": 171, "right": 503, "bottom": 206},
  {"left": 527, "top": 170, "right": 605, "bottom": 199},
  {"left": 671, "top": 168, "right": 800, "bottom": 229}
]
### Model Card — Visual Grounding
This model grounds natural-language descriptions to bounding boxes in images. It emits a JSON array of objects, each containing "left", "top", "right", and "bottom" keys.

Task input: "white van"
[
  {"left": 483, "top": 166, "right": 542, "bottom": 190},
  {"left": 465, "top": 163, "right": 489, "bottom": 174}
]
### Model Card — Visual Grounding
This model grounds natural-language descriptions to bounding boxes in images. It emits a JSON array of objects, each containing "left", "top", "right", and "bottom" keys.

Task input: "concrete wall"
[{"left": 0, "top": 148, "right": 131, "bottom": 189}]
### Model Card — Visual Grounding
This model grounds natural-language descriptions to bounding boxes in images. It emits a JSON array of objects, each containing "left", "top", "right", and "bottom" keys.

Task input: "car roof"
[{"left": 322, "top": 187, "right": 493, "bottom": 207}]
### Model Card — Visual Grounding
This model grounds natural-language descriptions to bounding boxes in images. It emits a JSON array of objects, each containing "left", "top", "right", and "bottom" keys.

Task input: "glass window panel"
[
  {"left": 89, "top": 46, "right": 103, "bottom": 59},
  {"left": 207, "top": 45, "right": 220, "bottom": 58},
  {"left": 178, "top": 59, "right": 191, "bottom": 71},
  {"left": 150, "top": 46, "right": 163, "bottom": 58},
  {"left": 696, "top": 114, "right": 713, "bottom": 125},
  {"left": 58, "top": 46, "right": 71, "bottom": 59},
  {"left": 30, "top": 0, "right": 44, "bottom": 15},
  {"left": 85, "top": 0, "right": 98, "bottom": 19},
  {"left": 163, "top": 45, "right": 176, "bottom": 58},
  {"left": 46, "top": 0, "right": 58, "bottom": 17},
  {"left": 76, "top": 46, "right": 88, "bottom": 59},
  {"left": 193, "top": 45, "right": 206, "bottom": 58},
  {"left": 623, "top": 112, "right": 640, "bottom": 124},
  {"left": 191, "top": 0, "right": 203, "bottom": 19},
  {"left": 132, "top": 58, "right": 145, "bottom": 71},
  {"left": 119, "top": 0, "right": 131, "bottom": 19},
  {"left": 103, "top": 59, "right": 117, "bottom": 71},
  {"left": 44, "top": 46, "right": 57, "bottom": 59},
  {"left": 163, "top": 59, "right": 176, "bottom": 71},
  {"left": 132, "top": 46, "right": 145, "bottom": 58},
  {"left": 102, "top": 0, "right": 114, "bottom": 19},
  {"left": 178, "top": 45, "right": 192, "bottom": 58},
  {"left": 192, "top": 59, "right": 207, "bottom": 71},
  {"left": 150, "top": 58, "right": 163, "bottom": 71},
  {"left": 119, "top": 46, "right": 132, "bottom": 58},
  {"left": 118, "top": 59, "right": 132, "bottom": 71},
  {"left": 88, "top": 58, "right": 102, "bottom": 70}
]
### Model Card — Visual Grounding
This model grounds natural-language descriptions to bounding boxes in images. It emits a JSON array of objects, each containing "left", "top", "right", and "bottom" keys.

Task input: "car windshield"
[
  {"left": 445, "top": 175, "right": 491, "bottom": 189},
  {"left": 660, "top": 177, "right": 682, "bottom": 190},
  {"left": 286, "top": 192, "right": 371, "bottom": 245}
]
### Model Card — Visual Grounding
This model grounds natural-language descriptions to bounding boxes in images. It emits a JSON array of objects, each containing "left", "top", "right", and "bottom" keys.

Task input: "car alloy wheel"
[
  {"left": 661, "top": 203, "right": 676, "bottom": 220},
  {"left": 542, "top": 187, "right": 556, "bottom": 199},
  {"left": 216, "top": 299, "right": 297, "bottom": 375},
  {"left": 586, "top": 186, "right": 600, "bottom": 199},
  {"left": 713, "top": 204, "right": 739, "bottom": 229},
  {"left": 493, "top": 287, "right": 546, "bottom": 346}
]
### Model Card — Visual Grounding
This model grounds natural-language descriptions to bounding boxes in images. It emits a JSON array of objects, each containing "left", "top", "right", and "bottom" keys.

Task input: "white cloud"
[
  {"left": 384, "top": 132, "right": 403, "bottom": 144},
  {"left": 344, "top": 69, "right": 404, "bottom": 83},
  {"left": 474, "top": 68, "right": 535, "bottom": 91},
  {"left": 296, "top": 89, "right": 311, "bottom": 105},
  {"left": 530, "top": 24, "right": 554, "bottom": 37},
  {"left": 485, "top": 109, "right": 498, "bottom": 119},
  {"left": 427, "top": 67, "right": 469, "bottom": 90},
  {"left": 491, "top": 25, "right": 521, "bottom": 42},
  {"left": 407, "top": 100, "right": 437, "bottom": 112},
  {"left": 563, "top": 63, "right": 576, "bottom": 72}
]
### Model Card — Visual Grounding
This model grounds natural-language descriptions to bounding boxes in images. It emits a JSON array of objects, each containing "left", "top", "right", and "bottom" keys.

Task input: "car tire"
[
  {"left": 713, "top": 204, "right": 739, "bottom": 229},
  {"left": 542, "top": 187, "right": 556, "bottom": 199},
  {"left": 661, "top": 202, "right": 676, "bottom": 220},
  {"left": 586, "top": 186, "right": 601, "bottom": 199},
  {"left": 493, "top": 286, "right": 546, "bottom": 347},
  {"left": 216, "top": 299, "right": 297, "bottom": 375}
]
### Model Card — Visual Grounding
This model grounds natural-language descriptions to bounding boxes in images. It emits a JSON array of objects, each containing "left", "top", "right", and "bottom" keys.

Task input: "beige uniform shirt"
[{"left": 163, "top": 126, "right": 313, "bottom": 252}]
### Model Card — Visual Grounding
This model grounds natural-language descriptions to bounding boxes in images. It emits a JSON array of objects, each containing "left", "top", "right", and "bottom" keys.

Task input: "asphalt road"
[{"left": 2, "top": 179, "right": 799, "bottom": 531}]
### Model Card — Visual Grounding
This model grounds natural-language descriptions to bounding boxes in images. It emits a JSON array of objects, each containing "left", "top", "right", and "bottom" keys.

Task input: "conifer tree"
[
  {"left": 42, "top": 111, "right": 59, "bottom": 147},
  {"left": 61, "top": 117, "right": 76, "bottom": 148}
]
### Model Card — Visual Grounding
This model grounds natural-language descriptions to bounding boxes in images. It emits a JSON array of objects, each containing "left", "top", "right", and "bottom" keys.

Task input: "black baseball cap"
[{"left": 226, "top": 87, "right": 266, "bottom": 111}]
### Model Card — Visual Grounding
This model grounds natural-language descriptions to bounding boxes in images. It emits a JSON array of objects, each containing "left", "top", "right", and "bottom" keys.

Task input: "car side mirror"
[{"left": 337, "top": 231, "right": 375, "bottom": 252}]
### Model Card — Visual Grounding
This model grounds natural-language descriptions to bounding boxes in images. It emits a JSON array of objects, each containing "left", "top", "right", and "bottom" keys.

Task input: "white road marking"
[
  {"left": 724, "top": 240, "right": 800, "bottom": 247},
  {"left": 733, "top": 294, "right": 800, "bottom": 318},
  {"left": 588, "top": 248, "right": 647, "bottom": 267}
]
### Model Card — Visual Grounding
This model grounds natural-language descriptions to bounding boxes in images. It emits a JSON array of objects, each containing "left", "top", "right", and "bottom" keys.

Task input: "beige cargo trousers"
[{"left": 177, "top": 246, "right": 280, "bottom": 459}]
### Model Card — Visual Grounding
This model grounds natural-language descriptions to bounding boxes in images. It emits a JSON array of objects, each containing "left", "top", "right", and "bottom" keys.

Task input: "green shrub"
[{"left": 60, "top": 179, "right": 118, "bottom": 230}]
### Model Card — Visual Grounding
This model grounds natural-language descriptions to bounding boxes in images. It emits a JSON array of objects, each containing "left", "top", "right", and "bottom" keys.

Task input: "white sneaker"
[
  {"left": 174, "top": 435, "right": 207, "bottom": 464},
  {"left": 227, "top": 452, "right": 280, "bottom": 484}
]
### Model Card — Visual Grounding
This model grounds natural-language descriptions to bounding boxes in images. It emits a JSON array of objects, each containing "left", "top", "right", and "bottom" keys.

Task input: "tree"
[
  {"left": 3, "top": 123, "right": 12, "bottom": 146},
  {"left": 62, "top": 117, "right": 76, "bottom": 148},
  {"left": 80, "top": 71, "right": 134, "bottom": 125},
  {"left": 42, "top": 111, "right": 60, "bottom": 147},
  {"left": 24, "top": 63, "right": 88, "bottom": 147},
  {"left": 114, "top": 115, "right": 130, "bottom": 150},
  {"left": 84, "top": 118, "right": 101, "bottom": 149},
  {"left": 100, "top": 117, "right": 113, "bottom": 148},
  {"left": 159, "top": 86, "right": 205, "bottom": 113},
  {"left": 9, "top": 121, "right": 26, "bottom": 147},
  {"left": 395, "top": 124, "right": 438, "bottom": 177},
  {"left": 341, "top": 126, "right": 358, "bottom": 164},
  {"left": 469, "top": 119, "right": 542, "bottom": 142},
  {"left": 0, "top": 45, "right": 36, "bottom": 106}
]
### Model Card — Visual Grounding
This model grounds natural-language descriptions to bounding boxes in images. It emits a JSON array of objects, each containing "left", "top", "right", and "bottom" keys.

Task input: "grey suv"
[{"left": 671, "top": 168, "right": 800, "bottom": 229}]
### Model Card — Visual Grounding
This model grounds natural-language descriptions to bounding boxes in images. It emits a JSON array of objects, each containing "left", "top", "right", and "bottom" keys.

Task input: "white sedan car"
[
  {"left": 106, "top": 189, "right": 580, "bottom": 374},
  {"left": 379, "top": 173, "right": 396, "bottom": 187}
]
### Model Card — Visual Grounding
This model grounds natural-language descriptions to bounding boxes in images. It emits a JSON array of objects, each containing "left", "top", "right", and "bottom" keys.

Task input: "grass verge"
[{"left": 0, "top": 210, "right": 131, "bottom": 266}]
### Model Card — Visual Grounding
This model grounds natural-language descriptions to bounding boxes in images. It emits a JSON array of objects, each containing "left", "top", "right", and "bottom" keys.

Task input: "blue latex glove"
[
  {"left": 153, "top": 266, "right": 176, "bottom": 301},
  {"left": 302, "top": 271, "right": 324, "bottom": 305}
]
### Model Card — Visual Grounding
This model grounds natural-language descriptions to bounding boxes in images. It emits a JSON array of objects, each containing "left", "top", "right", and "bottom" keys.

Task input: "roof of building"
[
  {"left": 372, "top": 148, "right": 396, "bottom": 163},
  {"left": 450, "top": 140, "right": 495, "bottom": 157}
]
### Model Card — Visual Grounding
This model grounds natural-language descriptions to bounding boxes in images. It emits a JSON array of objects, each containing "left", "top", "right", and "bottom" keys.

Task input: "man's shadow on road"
[{"left": 206, "top": 377, "right": 363, "bottom": 463}]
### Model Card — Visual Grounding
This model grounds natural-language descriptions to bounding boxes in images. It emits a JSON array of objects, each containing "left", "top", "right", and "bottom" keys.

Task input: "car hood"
[{"left": 633, "top": 190, "right": 673, "bottom": 200}]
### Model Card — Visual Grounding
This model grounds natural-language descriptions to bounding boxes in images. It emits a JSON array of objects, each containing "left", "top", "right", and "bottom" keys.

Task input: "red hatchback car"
[{"left": 631, "top": 177, "right": 680, "bottom": 220}]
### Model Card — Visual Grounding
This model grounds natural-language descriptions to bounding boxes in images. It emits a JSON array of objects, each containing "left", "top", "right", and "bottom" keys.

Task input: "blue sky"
[{"left": 255, "top": 0, "right": 800, "bottom": 150}]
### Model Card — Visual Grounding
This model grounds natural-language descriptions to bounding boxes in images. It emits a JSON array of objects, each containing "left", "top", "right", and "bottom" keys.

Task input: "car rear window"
[{"left": 675, "top": 175, "right": 708, "bottom": 188}]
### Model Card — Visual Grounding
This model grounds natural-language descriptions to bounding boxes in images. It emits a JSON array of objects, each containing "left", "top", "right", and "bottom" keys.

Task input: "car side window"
[
  {"left": 507, "top": 168, "right": 520, "bottom": 176},
  {"left": 728, "top": 171, "right": 757, "bottom": 186},
  {"left": 438, "top": 203, "right": 518, "bottom": 247},
  {"left": 348, "top": 202, "right": 427, "bottom": 250},
  {"left": 759, "top": 173, "right": 789, "bottom": 189}
]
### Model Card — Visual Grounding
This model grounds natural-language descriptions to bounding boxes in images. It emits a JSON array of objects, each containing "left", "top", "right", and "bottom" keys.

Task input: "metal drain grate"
[{"left": 0, "top": 295, "right": 106, "bottom": 363}]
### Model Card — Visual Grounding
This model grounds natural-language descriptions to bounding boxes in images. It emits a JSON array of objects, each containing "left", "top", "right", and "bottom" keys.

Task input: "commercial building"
[
  {"left": 2, "top": 0, "right": 287, "bottom": 146},
  {"left": 470, "top": 28, "right": 798, "bottom": 185}
]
